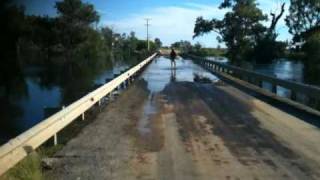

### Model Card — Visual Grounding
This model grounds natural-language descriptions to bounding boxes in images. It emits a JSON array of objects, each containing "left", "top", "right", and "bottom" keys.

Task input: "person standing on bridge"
[{"left": 170, "top": 48, "right": 177, "bottom": 69}]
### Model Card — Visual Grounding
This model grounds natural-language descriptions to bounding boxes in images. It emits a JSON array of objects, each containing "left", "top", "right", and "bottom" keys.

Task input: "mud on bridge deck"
[{"left": 46, "top": 56, "right": 320, "bottom": 180}]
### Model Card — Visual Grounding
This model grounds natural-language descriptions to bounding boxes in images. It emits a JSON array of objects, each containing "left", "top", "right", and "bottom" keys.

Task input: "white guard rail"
[{"left": 0, "top": 53, "right": 157, "bottom": 175}]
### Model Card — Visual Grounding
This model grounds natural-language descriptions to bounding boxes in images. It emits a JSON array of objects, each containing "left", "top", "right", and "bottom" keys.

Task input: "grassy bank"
[{"left": 0, "top": 102, "right": 104, "bottom": 180}]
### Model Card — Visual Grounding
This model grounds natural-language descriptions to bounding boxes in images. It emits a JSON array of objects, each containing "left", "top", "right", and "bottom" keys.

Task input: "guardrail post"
[
  {"left": 109, "top": 91, "right": 113, "bottom": 101},
  {"left": 82, "top": 113, "right": 85, "bottom": 121},
  {"left": 53, "top": 106, "right": 65, "bottom": 146},
  {"left": 54, "top": 133, "right": 58, "bottom": 146}
]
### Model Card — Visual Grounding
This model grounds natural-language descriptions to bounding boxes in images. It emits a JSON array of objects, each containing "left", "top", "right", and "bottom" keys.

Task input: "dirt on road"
[{"left": 46, "top": 79, "right": 320, "bottom": 180}]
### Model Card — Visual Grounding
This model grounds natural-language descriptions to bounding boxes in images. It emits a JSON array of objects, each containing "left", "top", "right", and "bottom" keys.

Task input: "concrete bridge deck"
[{"left": 46, "top": 56, "right": 320, "bottom": 179}]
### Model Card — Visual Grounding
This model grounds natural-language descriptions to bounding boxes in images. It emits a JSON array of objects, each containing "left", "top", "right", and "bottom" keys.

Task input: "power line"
[{"left": 145, "top": 18, "right": 151, "bottom": 51}]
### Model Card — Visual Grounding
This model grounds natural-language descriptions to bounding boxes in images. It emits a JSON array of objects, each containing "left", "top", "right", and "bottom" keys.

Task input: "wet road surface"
[{"left": 47, "top": 56, "right": 320, "bottom": 180}]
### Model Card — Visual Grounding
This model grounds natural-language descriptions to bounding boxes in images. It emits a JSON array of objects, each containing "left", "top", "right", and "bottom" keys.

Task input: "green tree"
[
  {"left": 171, "top": 41, "right": 192, "bottom": 53},
  {"left": 285, "top": 0, "right": 320, "bottom": 42},
  {"left": 127, "top": 32, "right": 139, "bottom": 55},
  {"left": 101, "top": 27, "right": 114, "bottom": 49},
  {"left": 194, "top": 0, "right": 267, "bottom": 61},
  {"left": 55, "top": 0, "right": 100, "bottom": 60},
  {"left": 154, "top": 38, "right": 162, "bottom": 49},
  {"left": 286, "top": 0, "right": 320, "bottom": 66},
  {"left": 253, "top": 3, "right": 286, "bottom": 63},
  {"left": 0, "top": 1, "right": 28, "bottom": 99},
  {"left": 26, "top": 15, "right": 59, "bottom": 62}
]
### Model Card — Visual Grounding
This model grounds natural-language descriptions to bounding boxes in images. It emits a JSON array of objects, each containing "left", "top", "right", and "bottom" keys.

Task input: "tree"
[
  {"left": 101, "top": 27, "right": 114, "bottom": 49},
  {"left": 154, "top": 38, "right": 162, "bottom": 49},
  {"left": 268, "top": 3, "right": 286, "bottom": 36},
  {"left": 286, "top": 0, "right": 320, "bottom": 67},
  {"left": 194, "top": 0, "right": 267, "bottom": 61},
  {"left": 171, "top": 41, "right": 192, "bottom": 53},
  {"left": 0, "top": 1, "right": 28, "bottom": 98},
  {"left": 285, "top": 0, "right": 320, "bottom": 42},
  {"left": 1, "top": 1, "right": 27, "bottom": 59},
  {"left": 55, "top": 0, "right": 100, "bottom": 59},
  {"left": 253, "top": 3, "right": 286, "bottom": 63},
  {"left": 26, "top": 15, "right": 59, "bottom": 61},
  {"left": 127, "top": 32, "right": 139, "bottom": 54}
]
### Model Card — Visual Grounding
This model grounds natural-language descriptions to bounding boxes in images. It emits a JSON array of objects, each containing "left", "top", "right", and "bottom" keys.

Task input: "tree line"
[
  {"left": 170, "top": 41, "right": 226, "bottom": 57},
  {"left": 0, "top": 0, "right": 162, "bottom": 98},
  {"left": 1, "top": 0, "right": 162, "bottom": 65},
  {"left": 192, "top": 0, "right": 320, "bottom": 65}
]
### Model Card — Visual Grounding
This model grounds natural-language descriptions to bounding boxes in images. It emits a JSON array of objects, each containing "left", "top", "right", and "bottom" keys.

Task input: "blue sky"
[{"left": 18, "top": 0, "right": 291, "bottom": 47}]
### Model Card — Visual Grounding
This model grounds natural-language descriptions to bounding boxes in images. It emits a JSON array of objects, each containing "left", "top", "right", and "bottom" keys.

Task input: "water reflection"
[
  {"left": 141, "top": 56, "right": 218, "bottom": 93},
  {"left": 207, "top": 56, "right": 320, "bottom": 100},
  {"left": 18, "top": 78, "right": 61, "bottom": 129},
  {"left": 254, "top": 59, "right": 304, "bottom": 83},
  {"left": 137, "top": 56, "right": 219, "bottom": 135},
  {"left": 0, "top": 54, "right": 143, "bottom": 144}
]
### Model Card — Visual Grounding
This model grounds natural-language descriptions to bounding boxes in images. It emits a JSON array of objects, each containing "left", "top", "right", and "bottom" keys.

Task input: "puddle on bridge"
[{"left": 137, "top": 56, "right": 219, "bottom": 135}]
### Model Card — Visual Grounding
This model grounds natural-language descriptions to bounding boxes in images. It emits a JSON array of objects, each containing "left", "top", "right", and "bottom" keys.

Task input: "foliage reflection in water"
[{"left": 0, "top": 54, "right": 143, "bottom": 144}]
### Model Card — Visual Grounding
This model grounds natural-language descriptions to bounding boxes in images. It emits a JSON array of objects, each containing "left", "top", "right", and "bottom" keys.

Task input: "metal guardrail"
[
  {"left": 0, "top": 53, "right": 157, "bottom": 175},
  {"left": 188, "top": 55, "right": 320, "bottom": 108}
]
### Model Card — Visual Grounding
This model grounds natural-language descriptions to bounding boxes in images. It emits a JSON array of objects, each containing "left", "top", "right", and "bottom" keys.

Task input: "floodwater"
[
  {"left": 0, "top": 58, "right": 133, "bottom": 144},
  {"left": 141, "top": 56, "right": 218, "bottom": 93},
  {"left": 1, "top": 54, "right": 318, "bottom": 144},
  {"left": 208, "top": 56, "right": 320, "bottom": 100},
  {"left": 137, "top": 56, "right": 218, "bottom": 135}
]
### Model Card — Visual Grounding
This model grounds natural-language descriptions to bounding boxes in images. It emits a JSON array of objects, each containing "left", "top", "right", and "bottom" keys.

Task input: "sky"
[{"left": 17, "top": 0, "right": 291, "bottom": 47}]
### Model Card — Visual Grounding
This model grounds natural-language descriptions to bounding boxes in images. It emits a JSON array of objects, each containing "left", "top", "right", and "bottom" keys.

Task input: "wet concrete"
[
  {"left": 163, "top": 82, "right": 317, "bottom": 178},
  {"left": 46, "top": 56, "right": 320, "bottom": 180},
  {"left": 140, "top": 56, "right": 218, "bottom": 92},
  {"left": 137, "top": 56, "right": 218, "bottom": 135}
]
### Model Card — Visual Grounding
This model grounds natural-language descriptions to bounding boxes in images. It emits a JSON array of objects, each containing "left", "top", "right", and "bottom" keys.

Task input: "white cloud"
[
  {"left": 102, "top": 0, "right": 291, "bottom": 47},
  {"left": 103, "top": 3, "right": 226, "bottom": 47}
]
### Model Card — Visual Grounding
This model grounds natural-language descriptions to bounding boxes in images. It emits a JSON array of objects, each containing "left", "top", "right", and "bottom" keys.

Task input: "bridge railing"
[
  {"left": 188, "top": 55, "right": 320, "bottom": 111},
  {"left": 0, "top": 53, "right": 157, "bottom": 176}
]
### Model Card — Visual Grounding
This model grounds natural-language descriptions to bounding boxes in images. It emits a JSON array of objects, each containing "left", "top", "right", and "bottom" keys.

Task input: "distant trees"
[
  {"left": 171, "top": 40, "right": 192, "bottom": 53},
  {"left": 194, "top": 0, "right": 286, "bottom": 63},
  {"left": 1, "top": 0, "right": 159, "bottom": 66},
  {"left": 170, "top": 41, "right": 225, "bottom": 57},
  {"left": 154, "top": 38, "right": 162, "bottom": 49},
  {"left": 0, "top": 0, "right": 162, "bottom": 98},
  {"left": 101, "top": 27, "right": 113, "bottom": 49}
]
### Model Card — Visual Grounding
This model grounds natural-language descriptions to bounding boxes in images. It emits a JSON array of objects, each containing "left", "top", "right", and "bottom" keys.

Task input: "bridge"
[{"left": 1, "top": 53, "right": 320, "bottom": 179}]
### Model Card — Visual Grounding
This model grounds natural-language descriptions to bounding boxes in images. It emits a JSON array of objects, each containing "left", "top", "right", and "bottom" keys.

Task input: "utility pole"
[{"left": 145, "top": 18, "right": 151, "bottom": 51}]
